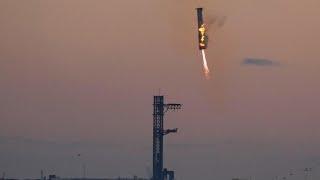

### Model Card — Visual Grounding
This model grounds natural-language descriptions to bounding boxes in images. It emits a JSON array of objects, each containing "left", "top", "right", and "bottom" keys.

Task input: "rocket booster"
[
  {"left": 197, "top": 8, "right": 204, "bottom": 28},
  {"left": 196, "top": 8, "right": 208, "bottom": 50}
]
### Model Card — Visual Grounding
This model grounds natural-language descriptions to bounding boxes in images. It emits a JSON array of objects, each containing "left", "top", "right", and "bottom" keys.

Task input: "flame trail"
[{"left": 201, "top": 49, "right": 210, "bottom": 79}]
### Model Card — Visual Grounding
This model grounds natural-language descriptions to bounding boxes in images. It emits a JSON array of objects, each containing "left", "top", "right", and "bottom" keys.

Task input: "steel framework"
[{"left": 152, "top": 96, "right": 181, "bottom": 180}]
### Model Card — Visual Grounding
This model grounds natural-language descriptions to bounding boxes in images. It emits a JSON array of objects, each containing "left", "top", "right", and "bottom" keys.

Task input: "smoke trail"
[{"left": 201, "top": 49, "right": 210, "bottom": 79}]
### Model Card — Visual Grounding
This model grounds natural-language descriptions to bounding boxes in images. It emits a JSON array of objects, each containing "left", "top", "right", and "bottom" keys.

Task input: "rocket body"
[
  {"left": 196, "top": 8, "right": 208, "bottom": 50},
  {"left": 197, "top": 8, "right": 204, "bottom": 28}
]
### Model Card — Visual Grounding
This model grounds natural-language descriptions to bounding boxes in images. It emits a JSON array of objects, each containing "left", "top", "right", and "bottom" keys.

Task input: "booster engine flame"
[
  {"left": 201, "top": 49, "right": 210, "bottom": 79},
  {"left": 199, "top": 24, "right": 207, "bottom": 49}
]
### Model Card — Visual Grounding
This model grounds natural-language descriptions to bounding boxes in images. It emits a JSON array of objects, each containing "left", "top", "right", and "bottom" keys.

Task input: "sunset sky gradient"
[{"left": 1, "top": 1, "right": 320, "bottom": 180}]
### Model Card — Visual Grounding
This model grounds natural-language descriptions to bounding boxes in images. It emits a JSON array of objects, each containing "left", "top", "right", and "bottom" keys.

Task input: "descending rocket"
[
  {"left": 196, "top": 8, "right": 208, "bottom": 50},
  {"left": 196, "top": 7, "right": 210, "bottom": 79}
]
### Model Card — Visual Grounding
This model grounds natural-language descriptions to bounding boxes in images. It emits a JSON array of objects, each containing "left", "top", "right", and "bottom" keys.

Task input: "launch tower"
[{"left": 152, "top": 96, "right": 181, "bottom": 180}]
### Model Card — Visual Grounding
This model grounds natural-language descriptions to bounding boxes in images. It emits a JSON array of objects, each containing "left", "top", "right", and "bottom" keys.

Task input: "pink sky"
[{"left": 1, "top": 0, "right": 320, "bottom": 179}]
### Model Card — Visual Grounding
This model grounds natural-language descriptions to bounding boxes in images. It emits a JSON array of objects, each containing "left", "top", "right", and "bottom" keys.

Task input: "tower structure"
[
  {"left": 153, "top": 96, "right": 181, "bottom": 180},
  {"left": 40, "top": 170, "right": 44, "bottom": 180}
]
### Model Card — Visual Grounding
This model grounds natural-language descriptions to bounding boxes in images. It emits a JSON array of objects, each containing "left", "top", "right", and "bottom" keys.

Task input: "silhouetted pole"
[{"left": 82, "top": 163, "right": 86, "bottom": 179}]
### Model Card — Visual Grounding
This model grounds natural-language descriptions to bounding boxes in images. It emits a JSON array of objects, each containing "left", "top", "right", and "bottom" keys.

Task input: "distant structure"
[
  {"left": 82, "top": 164, "right": 86, "bottom": 180},
  {"left": 232, "top": 178, "right": 249, "bottom": 180},
  {"left": 152, "top": 96, "right": 182, "bottom": 180},
  {"left": 40, "top": 170, "right": 44, "bottom": 180},
  {"left": 46, "top": 175, "right": 147, "bottom": 180}
]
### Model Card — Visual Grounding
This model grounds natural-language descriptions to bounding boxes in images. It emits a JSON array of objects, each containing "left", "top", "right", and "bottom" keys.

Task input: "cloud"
[{"left": 242, "top": 58, "right": 280, "bottom": 67}]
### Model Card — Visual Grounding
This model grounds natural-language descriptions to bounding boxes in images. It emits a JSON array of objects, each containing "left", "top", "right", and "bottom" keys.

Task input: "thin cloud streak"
[{"left": 242, "top": 58, "right": 281, "bottom": 67}]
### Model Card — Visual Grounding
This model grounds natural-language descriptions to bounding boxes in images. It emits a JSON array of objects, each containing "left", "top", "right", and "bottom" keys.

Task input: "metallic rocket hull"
[{"left": 197, "top": 8, "right": 204, "bottom": 28}]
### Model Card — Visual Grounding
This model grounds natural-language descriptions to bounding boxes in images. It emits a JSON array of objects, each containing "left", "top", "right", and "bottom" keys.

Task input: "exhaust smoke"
[{"left": 201, "top": 50, "right": 210, "bottom": 79}]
